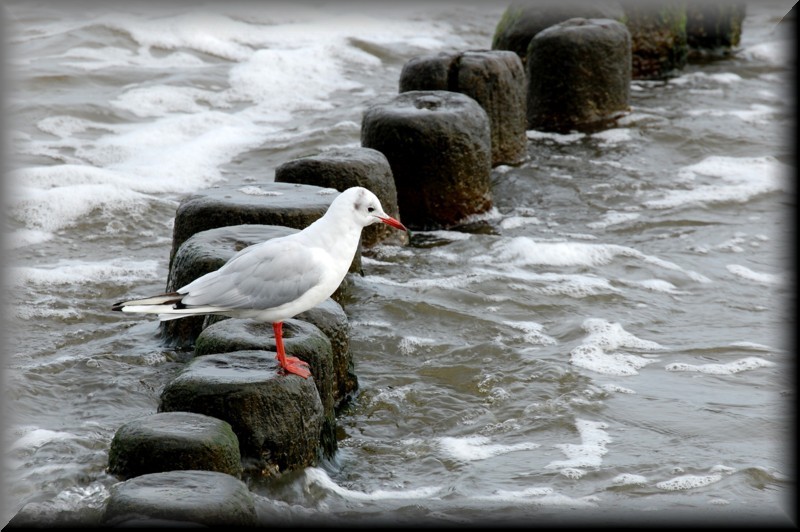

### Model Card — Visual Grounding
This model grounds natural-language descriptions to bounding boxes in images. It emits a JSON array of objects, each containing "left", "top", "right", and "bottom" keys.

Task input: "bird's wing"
[{"left": 178, "top": 238, "right": 326, "bottom": 311}]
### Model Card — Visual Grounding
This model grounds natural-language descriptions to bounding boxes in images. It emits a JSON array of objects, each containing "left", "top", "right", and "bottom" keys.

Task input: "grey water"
[{"left": 2, "top": 1, "right": 795, "bottom": 527}]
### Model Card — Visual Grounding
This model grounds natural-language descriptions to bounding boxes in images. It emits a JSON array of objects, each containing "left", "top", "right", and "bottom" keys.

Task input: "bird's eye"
[{"left": 367, "top": 207, "right": 375, "bottom": 213}]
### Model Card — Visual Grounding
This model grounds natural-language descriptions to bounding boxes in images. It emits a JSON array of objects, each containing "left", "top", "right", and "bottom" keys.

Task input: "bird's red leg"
[{"left": 272, "top": 321, "right": 311, "bottom": 378}]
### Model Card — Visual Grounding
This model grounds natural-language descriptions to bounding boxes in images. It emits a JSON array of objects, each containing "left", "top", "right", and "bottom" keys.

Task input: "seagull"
[{"left": 113, "top": 186, "right": 408, "bottom": 378}]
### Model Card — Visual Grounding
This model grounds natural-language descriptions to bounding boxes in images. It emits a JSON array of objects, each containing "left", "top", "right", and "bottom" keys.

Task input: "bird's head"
[{"left": 335, "top": 187, "right": 408, "bottom": 232}]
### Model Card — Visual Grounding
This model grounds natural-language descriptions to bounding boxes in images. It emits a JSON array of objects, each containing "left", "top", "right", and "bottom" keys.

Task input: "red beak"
[{"left": 378, "top": 215, "right": 408, "bottom": 232}]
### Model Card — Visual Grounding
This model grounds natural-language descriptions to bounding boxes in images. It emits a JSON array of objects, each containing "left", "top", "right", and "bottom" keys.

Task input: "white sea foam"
[
  {"left": 471, "top": 268, "right": 620, "bottom": 299},
  {"left": 729, "top": 341, "right": 773, "bottom": 351},
  {"left": 303, "top": 467, "right": 441, "bottom": 501},
  {"left": 90, "top": 9, "right": 459, "bottom": 115},
  {"left": 80, "top": 112, "right": 269, "bottom": 182},
  {"left": 111, "top": 86, "right": 226, "bottom": 118},
  {"left": 60, "top": 45, "right": 207, "bottom": 71},
  {"left": 461, "top": 207, "right": 503, "bottom": 224},
  {"left": 437, "top": 435, "right": 540, "bottom": 461},
  {"left": 11, "top": 259, "right": 162, "bottom": 287},
  {"left": 711, "top": 234, "right": 748, "bottom": 253},
  {"left": 582, "top": 318, "right": 663, "bottom": 350},
  {"left": 500, "top": 215, "right": 543, "bottom": 230},
  {"left": 14, "top": 305, "right": 83, "bottom": 322},
  {"left": 11, "top": 178, "right": 154, "bottom": 233},
  {"left": 420, "top": 230, "right": 473, "bottom": 241},
  {"left": 655, "top": 474, "right": 723, "bottom": 491},
  {"left": 371, "top": 384, "right": 414, "bottom": 404},
  {"left": 481, "top": 486, "right": 553, "bottom": 498},
  {"left": 727, "top": 105, "right": 776, "bottom": 123},
  {"left": 6, "top": 228, "right": 53, "bottom": 249},
  {"left": 398, "top": 336, "right": 437, "bottom": 355},
  {"left": 504, "top": 321, "right": 557, "bottom": 346},
  {"left": 13, "top": 483, "right": 110, "bottom": 522},
  {"left": 742, "top": 39, "right": 792, "bottom": 66},
  {"left": 11, "top": 8, "right": 466, "bottom": 248},
  {"left": 94, "top": 12, "right": 289, "bottom": 62},
  {"left": 569, "top": 318, "right": 662, "bottom": 376},
  {"left": 427, "top": 249, "right": 469, "bottom": 263},
  {"left": 37, "top": 115, "right": 112, "bottom": 137},
  {"left": 665, "top": 357, "right": 776, "bottom": 375},
  {"left": 526, "top": 130, "right": 585, "bottom": 143},
  {"left": 362, "top": 272, "right": 492, "bottom": 291},
  {"left": 227, "top": 48, "right": 365, "bottom": 116},
  {"left": 643, "top": 156, "right": 789, "bottom": 210},
  {"left": 561, "top": 232, "right": 597, "bottom": 241},
  {"left": 12, "top": 163, "right": 164, "bottom": 191},
  {"left": 601, "top": 384, "right": 636, "bottom": 394},
  {"left": 726, "top": 264, "right": 784, "bottom": 285},
  {"left": 546, "top": 419, "right": 611, "bottom": 474},
  {"left": 569, "top": 345, "right": 653, "bottom": 377},
  {"left": 669, "top": 71, "right": 743, "bottom": 86},
  {"left": 591, "top": 127, "right": 635, "bottom": 146},
  {"left": 12, "top": 110, "right": 265, "bottom": 236},
  {"left": 586, "top": 211, "right": 640, "bottom": 230},
  {"left": 686, "top": 103, "right": 776, "bottom": 124},
  {"left": 482, "top": 236, "right": 710, "bottom": 283},
  {"left": 474, "top": 487, "right": 600, "bottom": 508},
  {"left": 92, "top": 8, "right": 459, "bottom": 64},
  {"left": 489, "top": 237, "right": 617, "bottom": 266},
  {"left": 610, "top": 473, "right": 648, "bottom": 486},
  {"left": 709, "top": 498, "right": 731, "bottom": 506},
  {"left": 9, "top": 427, "right": 78, "bottom": 452},
  {"left": 370, "top": 247, "right": 413, "bottom": 267},
  {"left": 349, "top": 319, "right": 393, "bottom": 329},
  {"left": 620, "top": 278, "right": 684, "bottom": 294}
]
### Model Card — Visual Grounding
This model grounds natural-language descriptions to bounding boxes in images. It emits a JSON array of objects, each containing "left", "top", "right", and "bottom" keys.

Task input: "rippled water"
[{"left": 3, "top": 1, "right": 795, "bottom": 527}]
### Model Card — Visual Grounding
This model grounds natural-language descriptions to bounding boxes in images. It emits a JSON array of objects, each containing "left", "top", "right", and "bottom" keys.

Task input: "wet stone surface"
[
  {"left": 362, "top": 90, "right": 492, "bottom": 230},
  {"left": 158, "top": 350, "right": 325, "bottom": 477},
  {"left": 107, "top": 411, "right": 243, "bottom": 480},
  {"left": 102, "top": 470, "right": 257, "bottom": 527}
]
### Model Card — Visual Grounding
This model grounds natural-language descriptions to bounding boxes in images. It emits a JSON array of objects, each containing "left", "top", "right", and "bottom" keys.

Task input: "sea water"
[{"left": 2, "top": 1, "right": 795, "bottom": 527}]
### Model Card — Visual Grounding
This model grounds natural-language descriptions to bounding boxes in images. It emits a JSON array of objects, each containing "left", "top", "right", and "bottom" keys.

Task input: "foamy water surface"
[{"left": 3, "top": 0, "right": 795, "bottom": 527}]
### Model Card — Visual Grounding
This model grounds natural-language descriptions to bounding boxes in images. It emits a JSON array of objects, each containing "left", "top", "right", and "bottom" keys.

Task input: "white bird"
[{"left": 113, "top": 186, "right": 408, "bottom": 378}]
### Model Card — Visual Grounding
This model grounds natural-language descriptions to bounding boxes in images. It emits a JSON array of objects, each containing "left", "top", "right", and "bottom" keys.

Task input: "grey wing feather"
[{"left": 178, "top": 239, "right": 324, "bottom": 310}]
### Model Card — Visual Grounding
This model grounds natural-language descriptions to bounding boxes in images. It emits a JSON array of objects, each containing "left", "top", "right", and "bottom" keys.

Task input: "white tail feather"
[
  {"left": 118, "top": 304, "right": 170, "bottom": 314},
  {"left": 155, "top": 307, "right": 227, "bottom": 321},
  {"left": 115, "top": 292, "right": 227, "bottom": 321},
  {"left": 119, "top": 304, "right": 226, "bottom": 320}
]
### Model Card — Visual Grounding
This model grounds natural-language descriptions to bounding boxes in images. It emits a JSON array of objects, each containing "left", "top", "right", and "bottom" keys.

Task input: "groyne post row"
[{"left": 101, "top": 4, "right": 742, "bottom": 525}]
